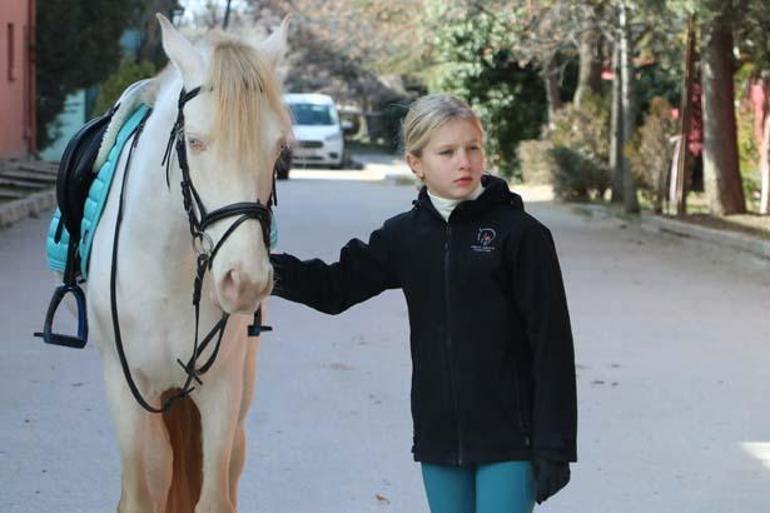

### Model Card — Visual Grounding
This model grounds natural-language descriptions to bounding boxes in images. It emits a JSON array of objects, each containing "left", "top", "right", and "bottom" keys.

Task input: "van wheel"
[{"left": 332, "top": 148, "right": 349, "bottom": 170}]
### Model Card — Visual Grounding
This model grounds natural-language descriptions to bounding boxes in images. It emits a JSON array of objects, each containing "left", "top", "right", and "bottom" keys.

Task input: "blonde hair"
[
  {"left": 208, "top": 33, "right": 291, "bottom": 166},
  {"left": 402, "top": 94, "right": 485, "bottom": 159}
]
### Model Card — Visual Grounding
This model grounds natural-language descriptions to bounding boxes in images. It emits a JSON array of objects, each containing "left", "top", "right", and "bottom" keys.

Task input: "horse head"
[{"left": 158, "top": 14, "right": 292, "bottom": 314}]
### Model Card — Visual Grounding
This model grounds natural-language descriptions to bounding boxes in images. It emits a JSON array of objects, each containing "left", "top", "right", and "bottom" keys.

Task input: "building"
[{"left": 0, "top": 0, "right": 36, "bottom": 158}]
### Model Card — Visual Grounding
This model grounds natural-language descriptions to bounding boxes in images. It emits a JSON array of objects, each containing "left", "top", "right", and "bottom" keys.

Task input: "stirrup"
[{"left": 34, "top": 284, "right": 89, "bottom": 349}]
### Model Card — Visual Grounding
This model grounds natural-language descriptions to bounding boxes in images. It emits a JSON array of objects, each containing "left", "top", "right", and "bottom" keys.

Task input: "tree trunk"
[
  {"left": 700, "top": 3, "right": 746, "bottom": 215},
  {"left": 610, "top": 44, "right": 624, "bottom": 203},
  {"left": 619, "top": 3, "right": 639, "bottom": 214},
  {"left": 138, "top": 0, "right": 181, "bottom": 65},
  {"left": 670, "top": 15, "right": 696, "bottom": 215},
  {"left": 574, "top": 22, "right": 603, "bottom": 108},
  {"left": 760, "top": 113, "right": 770, "bottom": 214},
  {"left": 544, "top": 54, "right": 563, "bottom": 130}
]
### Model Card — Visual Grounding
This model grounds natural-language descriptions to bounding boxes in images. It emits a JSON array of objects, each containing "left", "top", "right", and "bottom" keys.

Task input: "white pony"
[{"left": 86, "top": 14, "right": 291, "bottom": 513}]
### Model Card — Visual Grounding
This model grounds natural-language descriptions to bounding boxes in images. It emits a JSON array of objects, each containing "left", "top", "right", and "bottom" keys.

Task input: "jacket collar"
[{"left": 413, "top": 174, "right": 523, "bottom": 220}]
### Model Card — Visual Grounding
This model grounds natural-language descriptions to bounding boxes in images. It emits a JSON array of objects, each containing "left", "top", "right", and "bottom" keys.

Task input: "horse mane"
[{"left": 207, "top": 31, "right": 291, "bottom": 167}]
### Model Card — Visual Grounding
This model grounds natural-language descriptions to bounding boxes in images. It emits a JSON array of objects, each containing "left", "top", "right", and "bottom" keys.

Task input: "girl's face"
[{"left": 407, "top": 118, "right": 485, "bottom": 199}]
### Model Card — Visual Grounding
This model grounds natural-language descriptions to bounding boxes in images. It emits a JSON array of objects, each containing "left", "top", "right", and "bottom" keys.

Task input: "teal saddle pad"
[
  {"left": 46, "top": 105, "right": 151, "bottom": 279},
  {"left": 46, "top": 103, "right": 279, "bottom": 280}
]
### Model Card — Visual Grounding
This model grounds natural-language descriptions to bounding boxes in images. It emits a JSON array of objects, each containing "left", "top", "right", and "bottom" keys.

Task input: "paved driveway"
[{"left": 2, "top": 174, "right": 769, "bottom": 512}]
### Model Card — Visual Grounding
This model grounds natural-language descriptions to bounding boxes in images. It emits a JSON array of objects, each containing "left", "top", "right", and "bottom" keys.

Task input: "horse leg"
[
  {"left": 228, "top": 339, "right": 259, "bottom": 508},
  {"left": 194, "top": 358, "right": 245, "bottom": 513},
  {"left": 228, "top": 424, "right": 246, "bottom": 510},
  {"left": 103, "top": 359, "right": 173, "bottom": 513}
]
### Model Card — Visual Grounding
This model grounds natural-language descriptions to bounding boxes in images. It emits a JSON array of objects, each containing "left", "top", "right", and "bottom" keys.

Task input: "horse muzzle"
[{"left": 215, "top": 263, "right": 273, "bottom": 314}]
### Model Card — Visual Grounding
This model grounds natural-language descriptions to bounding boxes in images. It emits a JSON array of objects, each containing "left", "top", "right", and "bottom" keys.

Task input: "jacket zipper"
[{"left": 444, "top": 223, "right": 464, "bottom": 465}]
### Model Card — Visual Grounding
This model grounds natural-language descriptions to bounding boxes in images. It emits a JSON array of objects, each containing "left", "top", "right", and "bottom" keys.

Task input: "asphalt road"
[{"left": 2, "top": 170, "right": 770, "bottom": 513}]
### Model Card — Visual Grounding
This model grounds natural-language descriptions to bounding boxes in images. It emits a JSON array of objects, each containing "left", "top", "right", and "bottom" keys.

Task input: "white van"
[{"left": 283, "top": 93, "right": 345, "bottom": 169}]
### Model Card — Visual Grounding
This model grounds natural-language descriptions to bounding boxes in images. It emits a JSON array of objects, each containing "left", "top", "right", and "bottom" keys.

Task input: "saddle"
[
  {"left": 36, "top": 110, "right": 114, "bottom": 350},
  {"left": 54, "top": 109, "right": 115, "bottom": 245},
  {"left": 37, "top": 80, "right": 154, "bottom": 349},
  {"left": 54, "top": 79, "right": 153, "bottom": 245}
]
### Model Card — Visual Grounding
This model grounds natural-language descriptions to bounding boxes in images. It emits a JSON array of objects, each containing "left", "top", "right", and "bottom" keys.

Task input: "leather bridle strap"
[
  {"left": 167, "top": 87, "right": 273, "bottom": 336},
  {"left": 110, "top": 86, "right": 276, "bottom": 414},
  {"left": 110, "top": 107, "right": 233, "bottom": 413},
  {"left": 109, "top": 108, "right": 193, "bottom": 413}
]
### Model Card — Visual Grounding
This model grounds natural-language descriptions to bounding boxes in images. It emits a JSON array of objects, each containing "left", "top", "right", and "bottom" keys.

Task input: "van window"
[{"left": 288, "top": 103, "right": 336, "bottom": 126}]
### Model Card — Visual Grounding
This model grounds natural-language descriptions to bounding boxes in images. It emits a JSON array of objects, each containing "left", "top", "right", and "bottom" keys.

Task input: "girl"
[{"left": 271, "top": 94, "right": 576, "bottom": 513}]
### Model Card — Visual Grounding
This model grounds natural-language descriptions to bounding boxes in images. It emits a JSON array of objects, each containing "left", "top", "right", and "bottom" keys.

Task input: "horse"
[{"left": 85, "top": 14, "right": 292, "bottom": 513}]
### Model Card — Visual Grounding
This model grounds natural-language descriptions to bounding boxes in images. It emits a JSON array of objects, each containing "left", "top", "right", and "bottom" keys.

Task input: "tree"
[
  {"left": 733, "top": 0, "right": 770, "bottom": 213},
  {"left": 699, "top": 0, "right": 745, "bottom": 214},
  {"left": 93, "top": 59, "right": 157, "bottom": 115},
  {"left": 36, "top": 0, "right": 140, "bottom": 150},
  {"left": 503, "top": 0, "right": 659, "bottom": 211},
  {"left": 498, "top": 0, "right": 585, "bottom": 127},
  {"left": 617, "top": 1, "right": 640, "bottom": 213},
  {"left": 235, "top": 0, "right": 421, "bottom": 120},
  {"left": 257, "top": 0, "right": 423, "bottom": 76},
  {"left": 574, "top": 3, "right": 604, "bottom": 109},
  {"left": 596, "top": 0, "right": 685, "bottom": 212},
  {"left": 423, "top": 1, "right": 548, "bottom": 175},
  {"left": 136, "top": 0, "right": 183, "bottom": 68}
]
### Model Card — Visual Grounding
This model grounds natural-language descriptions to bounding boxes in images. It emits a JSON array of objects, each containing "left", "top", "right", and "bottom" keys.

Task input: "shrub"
[
  {"left": 550, "top": 146, "right": 610, "bottom": 200},
  {"left": 424, "top": 3, "right": 547, "bottom": 179},
  {"left": 517, "top": 139, "right": 555, "bottom": 185},
  {"left": 735, "top": 93, "right": 762, "bottom": 203},
  {"left": 379, "top": 98, "right": 411, "bottom": 152},
  {"left": 626, "top": 97, "right": 677, "bottom": 213},
  {"left": 93, "top": 59, "right": 156, "bottom": 116},
  {"left": 548, "top": 93, "right": 611, "bottom": 200}
]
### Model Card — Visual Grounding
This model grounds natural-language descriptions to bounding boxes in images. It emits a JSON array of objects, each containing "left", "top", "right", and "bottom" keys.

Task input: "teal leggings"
[{"left": 421, "top": 461, "right": 535, "bottom": 513}]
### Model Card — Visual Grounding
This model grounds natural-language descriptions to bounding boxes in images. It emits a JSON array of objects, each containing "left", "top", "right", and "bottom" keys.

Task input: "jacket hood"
[{"left": 414, "top": 174, "right": 523, "bottom": 213}]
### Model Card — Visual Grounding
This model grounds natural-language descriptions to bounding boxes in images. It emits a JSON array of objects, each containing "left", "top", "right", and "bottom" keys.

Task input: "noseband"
[{"left": 112, "top": 86, "right": 277, "bottom": 414}]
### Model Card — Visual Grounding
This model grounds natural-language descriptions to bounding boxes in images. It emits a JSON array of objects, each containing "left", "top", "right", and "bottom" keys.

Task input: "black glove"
[{"left": 533, "top": 455, "right": 570, "bottom": 504}]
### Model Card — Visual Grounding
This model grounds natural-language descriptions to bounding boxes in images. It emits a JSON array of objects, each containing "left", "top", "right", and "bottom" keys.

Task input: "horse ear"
[
  {"left": 156, "top": 13, "right": 205, "bottom": 86},
  {"left": 256, "top": 16, "right": 290, "bottom": 68}
]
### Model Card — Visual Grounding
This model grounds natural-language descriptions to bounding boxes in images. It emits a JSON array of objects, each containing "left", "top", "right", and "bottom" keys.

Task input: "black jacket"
[{"left": 271, "top": 175, "right": 577, "bottom": 465}]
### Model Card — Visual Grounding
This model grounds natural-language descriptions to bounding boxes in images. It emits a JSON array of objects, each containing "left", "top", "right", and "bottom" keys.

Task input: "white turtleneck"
[{"left": 427, "top": 182, "right": 485, "bottom": 222}]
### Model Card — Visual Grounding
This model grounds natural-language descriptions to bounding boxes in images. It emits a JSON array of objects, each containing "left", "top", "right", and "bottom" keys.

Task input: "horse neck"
[{"left": 125, "top": 79, "right": 193, "bottom": 266}]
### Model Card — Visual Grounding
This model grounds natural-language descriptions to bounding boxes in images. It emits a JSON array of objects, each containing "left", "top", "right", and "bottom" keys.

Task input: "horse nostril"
[
  {"left": 219, "top": 264, "right": 271, "bottom": 313},
  {"left": 222, "top": 268, "right": 241, "bottom": 301}
]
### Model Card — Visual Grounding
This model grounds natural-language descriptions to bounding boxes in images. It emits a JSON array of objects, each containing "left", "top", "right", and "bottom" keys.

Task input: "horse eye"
[{"left": 187, "top": 136, "right": 206, "bottom": 153}]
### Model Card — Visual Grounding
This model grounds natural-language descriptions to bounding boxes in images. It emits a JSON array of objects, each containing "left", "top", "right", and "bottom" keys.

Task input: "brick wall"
[{"left": 0, "top": 0, "right": 35, "bottom": 158}]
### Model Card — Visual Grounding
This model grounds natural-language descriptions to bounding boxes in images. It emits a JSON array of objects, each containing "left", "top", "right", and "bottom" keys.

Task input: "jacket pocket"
[{"left": 493, "top": 366, "right": 528, "bottom": 435}]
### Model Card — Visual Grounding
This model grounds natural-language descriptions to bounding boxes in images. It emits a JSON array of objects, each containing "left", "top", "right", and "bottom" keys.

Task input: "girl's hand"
[{"left": 533, "top": 456, "right": 571, "bottom": 504}]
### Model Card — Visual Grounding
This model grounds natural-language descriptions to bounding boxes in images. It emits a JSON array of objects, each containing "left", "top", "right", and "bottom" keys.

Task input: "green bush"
[
  {"left": 93, "top": 59, "right": 156, "bottom": 116},
  {"left": 626, "top": 97, "right": 677, "bottom": 213},
  {"left": 548, "top": 93, "right": 611, "bottom": 200},
  {"left": 379, "top": 98, "right": 411, "bottom": 152},
  {"left": 550, "top": 147, "right": 610, "bottom": 200},
  {"left": 423, "top": 3, "right": 547, "bottom": 179},
  {"left": 517, "top": 139, "right": 555, "bottom": 185},
  {"left": 736, "top": 95, "right": 762, "bottom": 202}
]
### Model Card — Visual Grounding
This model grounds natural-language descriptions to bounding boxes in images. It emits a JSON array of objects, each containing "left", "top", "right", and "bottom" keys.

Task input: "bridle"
[{"left": 111, "top": 86, "right": 277, "bottom": 414}]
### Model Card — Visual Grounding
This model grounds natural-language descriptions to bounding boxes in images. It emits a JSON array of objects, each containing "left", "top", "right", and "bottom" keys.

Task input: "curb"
[
  {"left": 570, "top": 203, "right": 770, "bottom": 261},
  {"left": 0, "top": 188, "right": 56, "bottom": 229},
  {"left": 641, "top": 214, "right": 770, "bottom": 260}
]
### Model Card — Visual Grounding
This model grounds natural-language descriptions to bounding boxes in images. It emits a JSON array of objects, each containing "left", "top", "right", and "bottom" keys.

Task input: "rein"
[{"left": 111, "top": 87, "right": 275, "bottom": 414}]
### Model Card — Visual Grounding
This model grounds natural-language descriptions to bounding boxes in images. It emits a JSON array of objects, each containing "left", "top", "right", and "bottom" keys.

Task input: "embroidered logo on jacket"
[{"left": 471, "top": 227, "right": 497, "bottom": 253}]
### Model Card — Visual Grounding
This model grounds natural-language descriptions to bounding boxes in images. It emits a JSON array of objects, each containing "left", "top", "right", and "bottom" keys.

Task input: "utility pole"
[{"left": 223, "top": 0, "right": 233, "bottom": 30}]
